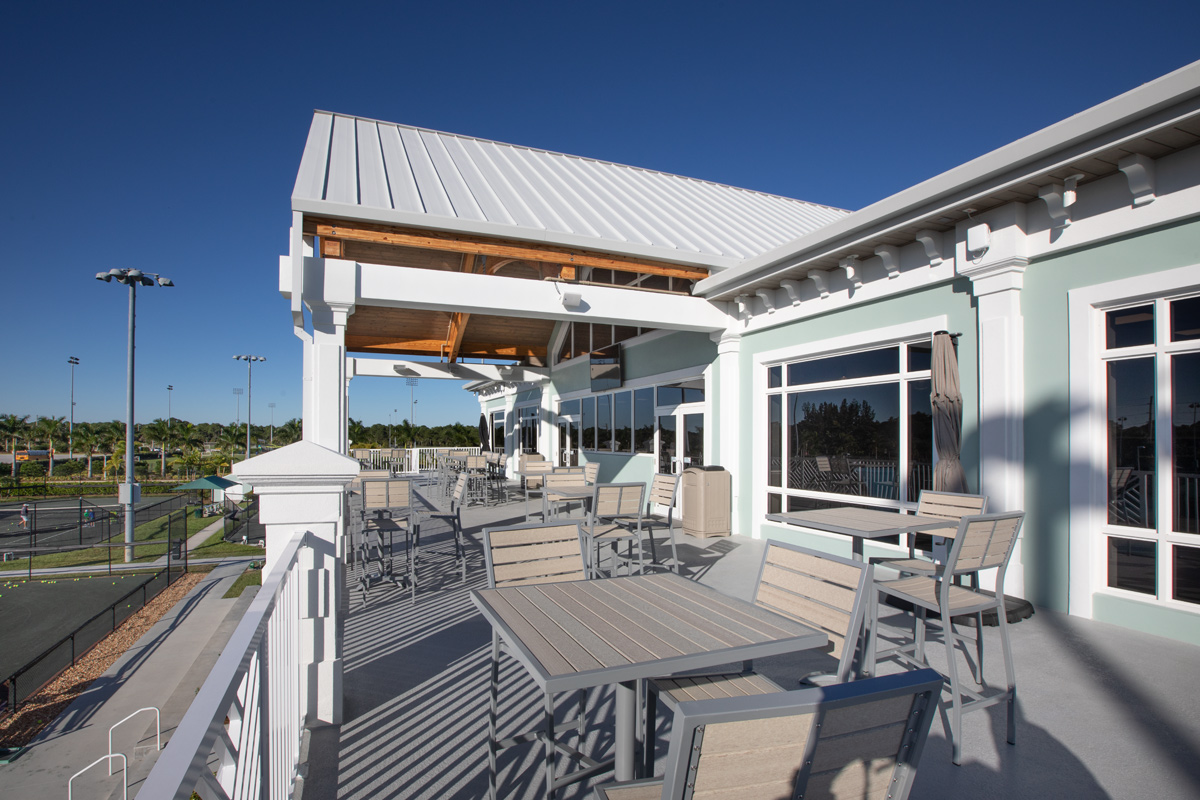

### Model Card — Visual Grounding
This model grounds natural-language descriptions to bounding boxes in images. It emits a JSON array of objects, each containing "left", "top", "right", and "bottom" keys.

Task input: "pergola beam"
[
  {"left": 305, "top": 216, "right": 709, "bottom": 280},
  {"left": 349, "top": 357, "right": 549, "bottom": 384},
  {"left": 354, "top": 260, "right": 730, "bottom": 332}
]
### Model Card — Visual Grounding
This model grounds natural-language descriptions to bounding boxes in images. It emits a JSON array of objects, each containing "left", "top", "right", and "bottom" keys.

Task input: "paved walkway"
[{"left": 0, "top": 560, "right": 258, "bottom": 799}]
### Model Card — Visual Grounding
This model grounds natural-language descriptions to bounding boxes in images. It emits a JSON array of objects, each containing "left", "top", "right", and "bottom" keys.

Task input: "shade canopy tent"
[{"left": 173, "top": 475, "right": 239, "bottom": 492}]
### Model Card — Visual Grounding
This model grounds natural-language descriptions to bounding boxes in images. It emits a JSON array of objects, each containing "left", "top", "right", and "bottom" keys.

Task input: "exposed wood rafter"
[{"left": 305, "top": 216, "right": 709, "bottom": 280}]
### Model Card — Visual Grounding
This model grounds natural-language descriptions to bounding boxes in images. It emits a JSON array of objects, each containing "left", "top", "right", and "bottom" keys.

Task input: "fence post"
[
  {"left": 78, "top": 497, "right": 83, "bottom": 546},
  {"left": 28, "top": 532, "right": 33, "bottom": 581}
]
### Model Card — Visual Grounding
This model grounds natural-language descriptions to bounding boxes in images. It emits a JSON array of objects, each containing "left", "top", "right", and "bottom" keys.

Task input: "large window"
[
  {"left": 766, "top": 340, "right": 933, "bottom": 513},
  {"left": 558, "top": 322, "right": 651, "bottom": 363},
  {"left": 518, "top": 406, "right": 539, "bottom": 454},
  {"left": 1101, "top": 295, "right": 1200, "bottom": 605},
  {"left": 559, "top": 381, "right": 698, "bottom": 455},
  {"left": 490, "top": 411, "right": 505, "bottom": 454}
]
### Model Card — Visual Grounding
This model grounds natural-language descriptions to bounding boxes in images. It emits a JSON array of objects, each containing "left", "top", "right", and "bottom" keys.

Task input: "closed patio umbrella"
[
  {"left": 478, "top": 414, "right": 489, "bottom": 450},
  {"left": 931, "top": 331, "right": 969, "bottom": 493}
]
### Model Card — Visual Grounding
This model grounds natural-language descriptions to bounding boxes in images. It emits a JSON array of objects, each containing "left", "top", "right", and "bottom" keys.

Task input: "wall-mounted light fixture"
[{"left": 561, "top": 290, "right": 582, "bottom": 309}]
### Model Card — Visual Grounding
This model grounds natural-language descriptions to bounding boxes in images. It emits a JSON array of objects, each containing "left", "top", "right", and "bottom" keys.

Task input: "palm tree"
[
  {"left": 348, "top": 418, "right": 367, "bottom": 449},
  {"left": 216, "top": 426, "right": 244, "bottom": 471},
  {"left": 275, "top": 418, "right": 301, "bottom": 446},
  {"left": 73, "top": 426, "right": 101, "bottom": 478},
  {"left": 34, "top": 416, "right": 66, "bottom": 477},
  {"left": 0, "top": 414, "right": 30, "bottom": 477},
  {"left": 143, "top": 418, "right": 173, "bottom": 476}
]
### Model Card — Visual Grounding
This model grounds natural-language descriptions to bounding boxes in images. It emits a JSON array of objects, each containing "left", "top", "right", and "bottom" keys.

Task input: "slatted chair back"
[
  {"left": 945, "top": 511, "right": 1025, "bottom": 578},
  {"left": 592, "top": 482, "right": 645, "bottom": 522},
  {"left": 523, "top": 459, "right": 554, "bottom": 490},
  {"left": 361, "top": 478, "right": 391, "bottom": 513},
  {"left": 583, "top": 462, "right": 600, "bottom": 484},
  {"left": 648, "top": 473, "right": 680, "bottom": 515},
  {"left": 753, "top": 541, "right": 872, "bottom": 678},
  {"left": 545, "top": 470, "right": 588, "bottom": 491},
  {"left": 466, "top": 454, "right": 488, "bottom": 471},
  {"left": 604, "top": 669, "right": 942, "bottom": 800},
  {"left": 451, "top": 472, "right": 469, "bottom": 507},
  {"left": 519, "top": 452, "right": 546, "bottom": 471},
  {"left": 483, "top": 521, "right": 587, "bottom": 588},
  {"left": 916, "top": 490, "right": 988, "bottom": 533}
]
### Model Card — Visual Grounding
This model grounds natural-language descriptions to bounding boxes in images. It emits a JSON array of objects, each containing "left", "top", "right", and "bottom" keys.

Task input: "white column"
[
  {"left": 232, "top": 440, "right": 358, "bottom": 726},
  {"left": 539, "top": 384, "right": 555, "bottom": 467},
  {"left": 958, "top": 204, "right": 1028, "bottom": 595},
  {"left": 714, "top": 333, "right": 742, "bottom": 532}
]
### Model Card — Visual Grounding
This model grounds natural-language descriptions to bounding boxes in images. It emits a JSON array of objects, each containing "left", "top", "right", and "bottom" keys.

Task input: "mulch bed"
[{"left": 0, "top": 570, "right": 204, "bottom": 748}]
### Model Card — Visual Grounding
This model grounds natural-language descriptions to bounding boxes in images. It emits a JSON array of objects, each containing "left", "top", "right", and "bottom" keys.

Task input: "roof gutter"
[{"left": 696, "top": 58, "right": 1200, "bottom": 298}]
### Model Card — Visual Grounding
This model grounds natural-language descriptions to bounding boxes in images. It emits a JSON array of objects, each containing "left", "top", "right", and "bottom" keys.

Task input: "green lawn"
[
  {"left": 0, "top": 505, "right": 214, "bottom": 571},
  {"left": 223, "top": 564, "right": 263, "bottom": 598},
  {"left": 191, "top": 526, "right": 264, "bottom": 560}
]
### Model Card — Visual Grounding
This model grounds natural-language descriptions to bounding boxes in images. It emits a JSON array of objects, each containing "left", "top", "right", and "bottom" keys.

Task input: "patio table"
[
  {"left": 471, "top": 572, "right": 826, "bottom": 794},
  {"left": 543, "top": 486, "right": 593, "bottom": 519},
  {"left": 766, "top": 506, "right": 950, "bottom": 560}
]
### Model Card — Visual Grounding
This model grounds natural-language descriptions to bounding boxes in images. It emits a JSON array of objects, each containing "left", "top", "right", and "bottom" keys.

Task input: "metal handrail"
[
  {"left": 69, "top": 753, "right": 126, "bottom": 800},
  {"left": 136, "top": 529, "right": 308, "bottom": 799},
  {"left": 109, "top": 706, "right": 160, "bottom": 774}
]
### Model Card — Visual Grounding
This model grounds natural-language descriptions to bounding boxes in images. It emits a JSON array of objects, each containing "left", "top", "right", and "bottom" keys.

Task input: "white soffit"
[{"left": 292, "top": 112, "right": 850, "bottom": 270}]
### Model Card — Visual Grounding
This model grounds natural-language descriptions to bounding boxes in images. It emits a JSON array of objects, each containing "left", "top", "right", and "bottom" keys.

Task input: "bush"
[
  {"left": 53, "top": 459, "right": 87, "bottom": 476},
  {"left": 20, "top": 461, "right": 47, "bottom": 478}
]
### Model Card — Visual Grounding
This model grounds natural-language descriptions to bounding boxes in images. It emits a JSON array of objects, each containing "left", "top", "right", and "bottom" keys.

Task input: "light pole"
[
  {"left": 233, "top": 388, "right": 243, "bottom": 426},
  {"left": 268, "top": 402, "right": 276, "bottom": 446},
  {"left": 167, "top": 385, "right": 174, "bottom": 428},
  {"left": 96, "top": 268, "right": 174, "bottom": 562},
  {"left": 407, "top": 377, "right": 418, "bottom": 431},
  {"left": 68, "top": 356, "right": 79, "bottom": 458},
  {"left": 233, "top": 355, "right": 265, "bottom": 461}
]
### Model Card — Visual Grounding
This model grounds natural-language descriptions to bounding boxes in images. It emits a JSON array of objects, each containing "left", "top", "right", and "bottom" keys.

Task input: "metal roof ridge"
[
  {"left": 308, "top": 110, "right": 850, "bottom": 214},
  {"left": 695, "top": 57, "right": 1200, "bottom": 297}
]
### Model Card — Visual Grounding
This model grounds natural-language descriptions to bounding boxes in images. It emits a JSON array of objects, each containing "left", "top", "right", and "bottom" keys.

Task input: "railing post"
[{"left": 258, "top": 637, "right": 271, "bottom": 800}]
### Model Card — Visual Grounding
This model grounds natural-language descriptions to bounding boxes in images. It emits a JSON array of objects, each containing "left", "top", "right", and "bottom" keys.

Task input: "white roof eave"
[
  {"left": 292, "top": 196, "right": 741, "bottom": 273},
  {"left": 696, "top": 58, "right": 1200, "bottom": 298}
]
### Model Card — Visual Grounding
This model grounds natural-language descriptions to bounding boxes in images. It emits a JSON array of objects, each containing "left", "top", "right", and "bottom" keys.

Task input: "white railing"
[
  {"left": 136, "top": 531, "right": 308, "bottom": 800},
  {"left": 351, "top": 446, "right": 481, "bottom": 472}
]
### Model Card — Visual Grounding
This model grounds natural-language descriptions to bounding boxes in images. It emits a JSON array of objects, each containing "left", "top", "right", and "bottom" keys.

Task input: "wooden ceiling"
[{"left": 310, "top": 215, "right": 711, "bottom": 363}]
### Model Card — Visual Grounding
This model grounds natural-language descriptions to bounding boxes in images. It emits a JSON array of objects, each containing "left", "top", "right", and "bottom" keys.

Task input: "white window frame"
[
  {"left": 753, "top": 317, "right": 946, "bottom": 542},
  {"left": 1068, "top": 264, "right": 1200, "bottom": 618}
]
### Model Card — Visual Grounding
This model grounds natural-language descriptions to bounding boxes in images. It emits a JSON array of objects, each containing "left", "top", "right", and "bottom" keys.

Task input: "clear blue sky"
[{"left": 2, "top": 0, "right": 1198, "bottom": 429}]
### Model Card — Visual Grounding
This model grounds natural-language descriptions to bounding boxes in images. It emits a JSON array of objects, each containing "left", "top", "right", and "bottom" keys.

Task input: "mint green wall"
[
  {"left": 734, "top": 280, "right": 980, "bottom": 540},
  {"left": 1023, "top": 216, "right": 1200, "bottom": 632}
]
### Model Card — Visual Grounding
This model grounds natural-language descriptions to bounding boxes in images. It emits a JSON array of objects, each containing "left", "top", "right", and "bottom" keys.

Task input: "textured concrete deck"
[{"left": 304, "top": 484, "right": 1200, "bottom": 800}]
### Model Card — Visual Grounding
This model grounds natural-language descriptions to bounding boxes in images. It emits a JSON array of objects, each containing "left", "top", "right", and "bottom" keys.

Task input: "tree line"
[{"left": 1, "top": 413, "right": 482, "bottom": 481}]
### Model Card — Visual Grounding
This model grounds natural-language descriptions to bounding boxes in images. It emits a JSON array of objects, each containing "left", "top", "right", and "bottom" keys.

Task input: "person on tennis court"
[{"left": 19, "top": 503, "right": 29, "bottom": 529}]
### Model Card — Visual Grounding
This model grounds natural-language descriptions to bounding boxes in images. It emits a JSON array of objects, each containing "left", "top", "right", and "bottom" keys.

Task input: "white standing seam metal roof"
[{"left": 292, "top": 111, "right": 850, "bottom": 271}]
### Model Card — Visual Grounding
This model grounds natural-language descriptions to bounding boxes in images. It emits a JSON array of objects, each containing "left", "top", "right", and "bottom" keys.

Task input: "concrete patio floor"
[{"left": 302, "top": 483, "right": 1200, "bottom": 800}]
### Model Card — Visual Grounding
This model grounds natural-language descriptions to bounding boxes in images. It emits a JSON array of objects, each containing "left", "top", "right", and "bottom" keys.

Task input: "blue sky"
[{"left": 2, "top": 0, "right": 1198, "bottom": 430}]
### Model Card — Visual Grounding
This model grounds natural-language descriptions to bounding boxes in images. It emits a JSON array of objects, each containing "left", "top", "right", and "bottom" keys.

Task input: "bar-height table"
[
  {"left": 767, "top": 506, "right": 950, "bottom": 560},
  {"left": 471, "top": 572, "right": 826, "bottom": 797}
]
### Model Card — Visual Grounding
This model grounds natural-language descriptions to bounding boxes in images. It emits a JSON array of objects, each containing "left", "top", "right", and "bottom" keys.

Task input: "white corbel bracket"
[
  {"left": 914, "top": 231, "right": 942, "bottom": 266},
  {"left": 780, "top": 279, "right": 804, "bottom": 305},
  {"left": 838, "top": 256, "right": 863, "bottom": 289},
  {"left": 1037, "top": 183, "right": 1071, "bottom": 228},
  {"left": 734, "top": 294, "right": 751, "bottom": 322},
  {"left": 1118, "top": 154, "right": 1155, "bottom": 206},
  {"left": 875, "top": 245, "right": 901, "bottom": 279},
  {"left": 755, "top": 288, "right": 777, "bottom": 314},
  {"left": 807, "top": 271, "right": 830, "bottom": 299}
]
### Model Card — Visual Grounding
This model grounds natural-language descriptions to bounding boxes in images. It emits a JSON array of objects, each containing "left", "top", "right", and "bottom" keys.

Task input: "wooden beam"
[
  {"left": 346, "top": 335, "right": 547, "bottom": 359},
  {"left": 445, "top": 254, "right": 476, "bottom": 363},
  {"left": 305, "top": 216, "right": 710, "bottom": 280}
]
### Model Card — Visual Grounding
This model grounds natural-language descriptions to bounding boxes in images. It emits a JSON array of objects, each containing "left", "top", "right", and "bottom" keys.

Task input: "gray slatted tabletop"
[
  {"left": 543, "top": 487, "right": 593, "bottom": 519},
  {"left": 766, "top": 507, "right": 950, "bottom": 559},
  {"left": 471, "top": 572, "right": 827, "bottom": 783}
]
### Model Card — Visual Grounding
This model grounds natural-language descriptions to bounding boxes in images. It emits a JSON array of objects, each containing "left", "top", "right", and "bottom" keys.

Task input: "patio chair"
[
  {"left": 585, "top": 482, "right": 646, "bottom": 578},
  {"left": 869, "top": 511, "right": 1025, "bottom": 764},
  {"left": 523, "top": 460, "right": 555, "bottom": 521},
  {"left": 583, "top": 461, "right": 600, "bottom": 484},
  {"left": 426, "top": 472, "right": 469, "bottom": 582},
  {"left": 870, "top": 490, "right": 988, "bottom": 575},
  {"left": 815, "top": 455, "right": 858, "bottom": 493},
  {"left": 597, "top": 668, "right": 943, "bottom": 800},
  {"left": 644, "top": 542, "right": 872, "bottom": 772},
  {"left": 642, "top": 473, "right": 681, "bottom": 573},
  {"left": 361, "top": 477, "right": 421, "bottom": 592},
  {"left": 482, "top": 520, "right": 591, "bottom": 800},
  {"left": 465, "top": 454, "right": 490, "bottom": 505},
  {"left": 543, "top": 469, "right": 589, "bottom": 520}
]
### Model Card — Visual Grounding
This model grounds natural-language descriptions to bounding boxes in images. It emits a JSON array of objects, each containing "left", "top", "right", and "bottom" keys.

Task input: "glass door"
[
  {"left": 657, "top": 411, "right": 705, "bottom": 474},
  {"left": 558, "top": 416, "right": 579, "bottom": 467}
]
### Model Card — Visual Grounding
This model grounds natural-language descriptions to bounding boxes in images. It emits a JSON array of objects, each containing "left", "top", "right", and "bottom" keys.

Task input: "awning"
[{"left": 173, "top": 475, "right": 239, "bottom": 491}]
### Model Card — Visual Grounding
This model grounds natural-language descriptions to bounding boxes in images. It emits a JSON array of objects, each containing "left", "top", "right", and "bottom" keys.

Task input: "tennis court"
[{"left": 0, "top": 571, "right": 156, "bottom": 681}]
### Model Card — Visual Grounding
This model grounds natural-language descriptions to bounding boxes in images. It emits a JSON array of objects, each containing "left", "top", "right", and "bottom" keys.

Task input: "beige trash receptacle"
[{"left": 682, "top": 466, "right": 731, "bottom": 537}]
